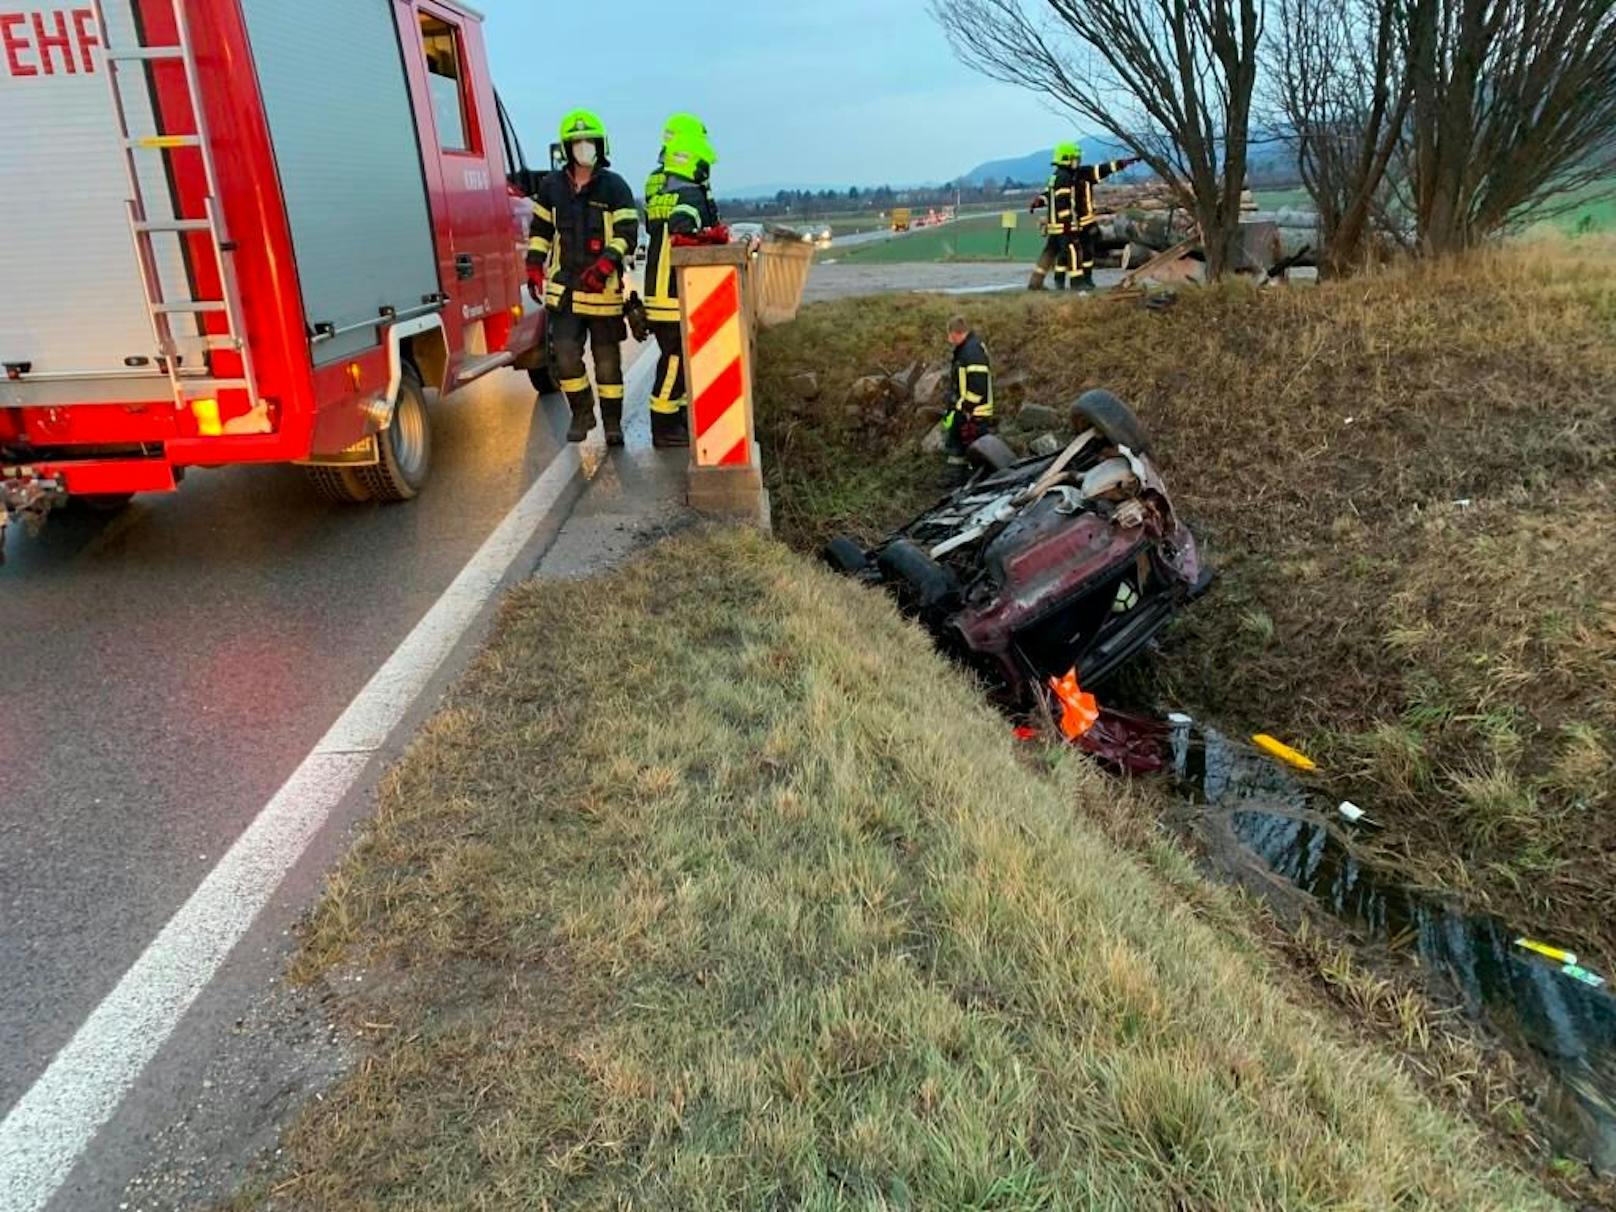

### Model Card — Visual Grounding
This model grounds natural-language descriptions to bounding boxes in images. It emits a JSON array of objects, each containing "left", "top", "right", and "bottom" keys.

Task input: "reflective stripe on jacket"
[
  {"left": 526, "top": 167, "right": 639, "bottom": 317},
  {"left": 1037, "top": 160, "right": 1128, "bottom": 234},
  {"left": 642, "top": 170, "right": 720, "bottom": 324},
  {"left": 951, "top": 331, "right": 993, "bottom": 420}
]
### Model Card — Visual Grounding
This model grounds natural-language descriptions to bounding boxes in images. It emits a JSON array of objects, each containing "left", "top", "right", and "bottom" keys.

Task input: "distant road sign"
[{"left": 1001, "top": 212, "right": 1018, "bottom": 229}]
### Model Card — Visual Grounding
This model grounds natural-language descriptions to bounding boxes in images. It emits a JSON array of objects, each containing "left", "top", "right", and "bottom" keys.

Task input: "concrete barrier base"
[{"left": 688, "top": 443, "right": 771, "bottom": 532}]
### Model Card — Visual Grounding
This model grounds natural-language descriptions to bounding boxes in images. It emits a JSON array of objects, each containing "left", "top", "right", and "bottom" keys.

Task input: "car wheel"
[
  {"left": 967, "top": 434, "right": 1018, "bottom": 472},
  {"left": 1071, "top": 389, "right": 1152, "bottom": 454},
  {"left": 305, "top": 466, "right": 372, "bottom": 504},
  {"left": 876, "top": 539, "right": 959, "bottom": 614},
  {"left": 822, "top": 536, "right": 869, "bottom": 575},
  {"left": 354, "top": 366, "right": 432, "bottom": 502}
]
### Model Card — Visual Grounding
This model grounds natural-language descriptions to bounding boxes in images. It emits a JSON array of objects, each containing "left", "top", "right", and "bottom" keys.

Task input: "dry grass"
[
  {"left": 754, "top": 239, "right": 1616, "bottom": 972},
  {"left": 228, "top": 530, "right": 1554, "bottom": 1210}
]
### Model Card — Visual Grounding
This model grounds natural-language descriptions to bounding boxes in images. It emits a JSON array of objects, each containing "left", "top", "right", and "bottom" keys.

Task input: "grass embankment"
[
  {"left": 756, "top": 243, "right": 1616, "bottom": 974},
  {"left": 233, "top": 531, "right": 1553, "bottom": 1209}
]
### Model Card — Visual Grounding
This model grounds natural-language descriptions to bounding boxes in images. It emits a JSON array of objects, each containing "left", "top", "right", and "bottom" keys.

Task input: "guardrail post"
[{"left": 672, "top": 243, "right": 770, "bottom": 530}]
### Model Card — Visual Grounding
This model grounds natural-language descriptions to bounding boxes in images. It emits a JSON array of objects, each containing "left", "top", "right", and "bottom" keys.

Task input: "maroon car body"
[{"left": 827, "top": 392, "right": 1208, "bottom": 700}]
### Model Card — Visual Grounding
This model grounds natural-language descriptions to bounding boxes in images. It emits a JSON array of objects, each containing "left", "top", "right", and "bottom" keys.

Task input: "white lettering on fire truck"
[
  {"left": 463, "top": 167, "right": 491, "bottom": 193},
  {"left": 0, "top": 8, "right": 99, "bottom": 78}
]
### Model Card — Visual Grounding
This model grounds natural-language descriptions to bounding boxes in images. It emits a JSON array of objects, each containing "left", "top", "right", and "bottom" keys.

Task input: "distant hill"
[
  {"left": 961, "top": 138, "right": 1301, "bottom": 188},
  {"left": 959, "top": 141, "right": 1134, "bottom": 187}
]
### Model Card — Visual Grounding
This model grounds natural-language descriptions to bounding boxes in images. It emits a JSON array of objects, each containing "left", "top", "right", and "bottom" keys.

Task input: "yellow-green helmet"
[
  {"left": 661, "top": 112, "right": 717, "bottom": 178},
  {"left": 558, "top": 108, "right": 610, "bottom": 158},
  {"left": 1053, "top": 141, "right": 1082, "bottom": 167}
]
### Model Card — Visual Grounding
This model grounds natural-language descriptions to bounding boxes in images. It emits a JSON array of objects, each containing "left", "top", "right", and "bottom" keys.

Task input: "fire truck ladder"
[{"left": 94, "top": 0, "right": 259, "bottom": 415}]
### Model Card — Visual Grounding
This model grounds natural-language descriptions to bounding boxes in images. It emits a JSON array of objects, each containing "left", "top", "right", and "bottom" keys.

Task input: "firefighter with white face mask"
[{"left": 526, "top": 109, "right": 640, "bottom": 444}]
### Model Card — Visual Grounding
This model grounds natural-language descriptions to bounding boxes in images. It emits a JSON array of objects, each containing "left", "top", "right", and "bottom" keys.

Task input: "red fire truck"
[{"left": 0, "top": 0, "right": 545, "bottom": 541}]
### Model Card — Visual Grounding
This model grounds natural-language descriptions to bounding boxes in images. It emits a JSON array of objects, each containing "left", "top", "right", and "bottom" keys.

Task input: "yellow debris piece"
[
  {"left": 1252, "top": 734, "right": 1319, "bottom": 772},
  {"left": 1514, "top": 937, "right": 1578, "bottom": 966}
]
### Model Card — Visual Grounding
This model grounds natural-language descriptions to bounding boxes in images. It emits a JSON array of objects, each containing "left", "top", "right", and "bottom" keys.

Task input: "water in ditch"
[{"left": 1165, "top": 719, "right": 1616, "bottom": 1172}]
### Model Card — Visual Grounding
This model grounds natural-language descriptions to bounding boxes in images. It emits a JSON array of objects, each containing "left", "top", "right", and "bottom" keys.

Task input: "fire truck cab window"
[{"left": 419, "top": 15, "right": 471, "bottom": 153}]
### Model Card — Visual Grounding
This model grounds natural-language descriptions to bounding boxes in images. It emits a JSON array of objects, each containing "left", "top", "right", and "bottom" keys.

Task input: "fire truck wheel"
[
  {"left": 356, "top": 367, "right": 432, "bottom": 502},
  {"left": 529, "top": 366, "right": 559, "bottom": 395},
  {"left": 304, "top": 467, "right": 373, "bottom": 505},
  {"left": 77, "top": 493, "right": 135, "bottom": 513}
]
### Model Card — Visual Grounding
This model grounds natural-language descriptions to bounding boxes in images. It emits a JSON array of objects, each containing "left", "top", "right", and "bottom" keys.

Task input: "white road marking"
[{"left": 0, "top": 353, "right": 658, "bottom": 1212}]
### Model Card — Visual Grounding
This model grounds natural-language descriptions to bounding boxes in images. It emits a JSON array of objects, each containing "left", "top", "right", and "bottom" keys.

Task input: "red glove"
[
  {"left": 671, "top": 232, "right": 703, "bottom": 247},
  {"left": 526, "top": 264, "right": 545, "bottom": 304},
  {"left": 699, "top": 224, "right": 731, "bottom": 245},
  {"left": 578, "top": 254, "right": 616, "bottom": 294},
  {"left": 1029, "top": 196, "right": 1047, "bottom": 213}
]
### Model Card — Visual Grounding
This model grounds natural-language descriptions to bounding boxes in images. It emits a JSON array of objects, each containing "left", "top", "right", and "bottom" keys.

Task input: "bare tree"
[
  {"left": 1400, "top": 0, "right": 1616, "bottom": 253},
  {"left": 932, "top": 0, "right": 1264, "bottom": 280},
  {"left": 1269, "top": 0, "right": 1410, "bottom": 276}
]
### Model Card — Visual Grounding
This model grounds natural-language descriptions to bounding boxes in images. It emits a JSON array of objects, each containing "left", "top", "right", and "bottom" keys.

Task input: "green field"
[
  {"left": 819, "top": 182, "right": 1616, "bottom": 266},
  {"left": 1253, "top": 186, "right": 1312, "bottom": 211},
  {"left": 1255, "top": 183, "right": 1616, "bottom": 233},
  {"left": 830, "top": 213, "right": 1048, "bottom": 264}
]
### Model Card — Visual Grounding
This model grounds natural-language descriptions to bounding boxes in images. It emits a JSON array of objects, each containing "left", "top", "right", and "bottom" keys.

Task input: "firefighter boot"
[
  {"left": 1055, "top": 273, "right": 1070, "bottom": 290},
  {"left": 1077, "top": 268, "right": 1096, "bottom": 293},
  {"left": 651, "top": 408, "right": 690, "bottom": 449},
  {"left": 565, "top": 393, "right": 597, "bottom": 442},
  {"left": 1027, "top": 268, "right": 1047, "bottom": 291},
  {"left": 601, "top": 397, "right": 625, "bottom": 447}
]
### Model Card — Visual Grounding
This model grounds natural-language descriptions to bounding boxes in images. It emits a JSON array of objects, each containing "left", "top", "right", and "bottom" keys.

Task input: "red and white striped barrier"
[
  {"left": 683, "top": 263, "right": 752, "bottom": 468},
  {"left": 673, "top": 243, "right": 770, "bottom": 527}
]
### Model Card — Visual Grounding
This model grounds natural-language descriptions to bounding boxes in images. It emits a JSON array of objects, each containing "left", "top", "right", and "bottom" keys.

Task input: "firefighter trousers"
[
  {"left": 549, "top": 308, "right": 626, "bottom": 427},
  {"left": 1076, "top": 223, "right": 1100, "bottom": 273},
  {"left": 648, "top": 320, "right": 689, "bottom": 435},
  {"left": 1032, "top": 232, "right": 1080, "bottom": 287}
]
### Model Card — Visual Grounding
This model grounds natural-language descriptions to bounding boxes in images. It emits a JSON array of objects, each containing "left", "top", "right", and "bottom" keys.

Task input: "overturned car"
[{"left": 823, "top": 391, "right": 1210, "bottom": 700}]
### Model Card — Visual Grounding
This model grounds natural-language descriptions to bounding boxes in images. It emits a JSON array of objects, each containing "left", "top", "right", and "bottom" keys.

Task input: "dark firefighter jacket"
[
  {"left": 1036, "top": 160, "right": 1129, "bottom": 235},
  {"left": 527, "top": 167, "right": 639, "bottom": 317},
  {"left": 950, "top": 331, "right": 994, "bottom": 420},
  {"left": 642, "top": 170, "right": 721, "bottom": 324}
]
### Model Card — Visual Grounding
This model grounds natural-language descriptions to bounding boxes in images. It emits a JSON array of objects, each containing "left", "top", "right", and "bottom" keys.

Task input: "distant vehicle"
[
  {"left": 731, "top": 222, "right": 765, "bottom": 246},
  {"left": 891, "top": 207, "right": 912, "bottom": 232},
  {"left": 814, "top": 227, "right": 833, "bottom": 248},
  {"left": 2, "top": 0, "right": 548, "bottom": 534},
  {"left": 822, "top": 391, "right": 1210, "bottom": 698}
]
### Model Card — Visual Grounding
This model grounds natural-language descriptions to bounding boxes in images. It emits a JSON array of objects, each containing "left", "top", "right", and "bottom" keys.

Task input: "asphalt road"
[
  {"left": 0, "top": 356, "right": 635, "bottom": 1207},
  {"left": 828, "top": 215, "right": 961, "bottom": 250},
  {"left": 803, "top": 262, "right": 1124, "bottom": 301}
]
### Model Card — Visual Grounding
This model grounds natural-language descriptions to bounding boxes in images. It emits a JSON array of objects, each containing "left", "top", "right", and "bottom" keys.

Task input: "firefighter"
[
  {"left": 527, "top": 109, "right": 640, "bottom": 445},
  {"left": 1029, "top": 142, "right": 1139, "bottom": 291},
  {"left": 943, "top": 315, "right": 993, "bottom": 462},
  {"left": 642, "top": 113, "right": 727, "bottom": 448}
]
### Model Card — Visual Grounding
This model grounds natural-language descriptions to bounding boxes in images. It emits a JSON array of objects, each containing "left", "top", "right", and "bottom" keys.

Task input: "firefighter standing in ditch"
[
  {"left": 527, "top": 109, "right": 640, "bottom": 445},
  {"left": 642, "top": 114, "right": 728, "bottom": 448},
  {"left": 943, "top": 315, "right": 994, "bottom": 463},
  {"left": 1029, "top": 142, "right": 1139, "bottom": 291}
]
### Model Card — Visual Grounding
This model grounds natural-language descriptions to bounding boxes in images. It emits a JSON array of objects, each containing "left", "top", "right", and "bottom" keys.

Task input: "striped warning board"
[{"left": 684, "top": 265, "right": 751, "bottom": 467}]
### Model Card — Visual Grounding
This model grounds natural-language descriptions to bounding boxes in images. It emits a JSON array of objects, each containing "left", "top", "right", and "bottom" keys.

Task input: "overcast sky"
[{"left": 478, "top": 0, "right": 1075, "bottom": 193}]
